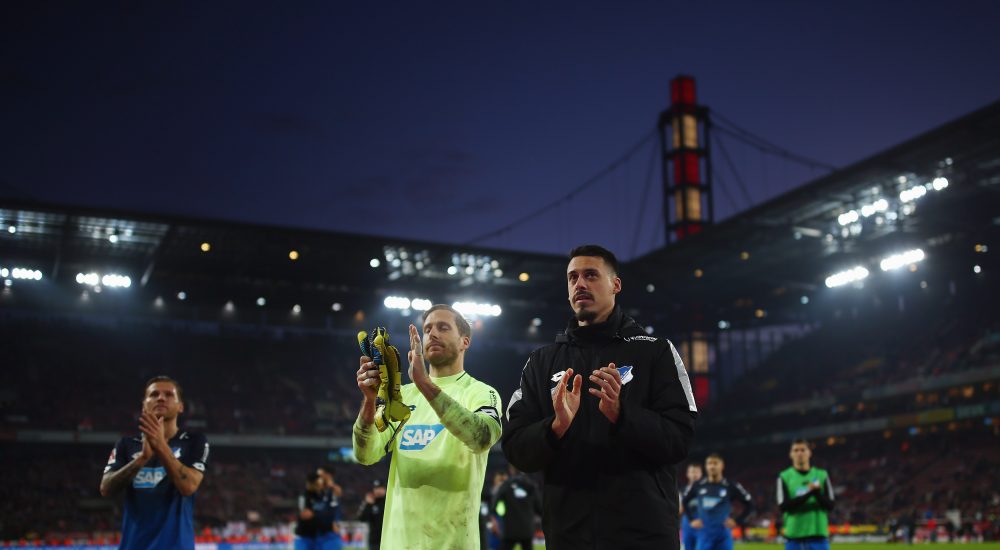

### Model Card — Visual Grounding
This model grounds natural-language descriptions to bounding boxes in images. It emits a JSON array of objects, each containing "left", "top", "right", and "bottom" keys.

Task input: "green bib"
[{"left": 779, "top": 466, "right": 830, "bottom": 539}]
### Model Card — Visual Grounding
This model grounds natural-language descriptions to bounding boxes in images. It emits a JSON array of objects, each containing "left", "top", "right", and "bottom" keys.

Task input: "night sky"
[{"left": 3, "top": 1, "right": 999, "bottom": 260}]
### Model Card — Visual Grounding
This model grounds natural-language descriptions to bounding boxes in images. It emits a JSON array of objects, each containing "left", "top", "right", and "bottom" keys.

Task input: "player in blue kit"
[
  {"left": 100, "top": 376, "right": 209, "bottom": 550},
  {"left": 683, "top": 453, "right": 754, "bottom": 550},
  {"left": 295, "top": 472, "right": 343, "bottom": 550},
  {"left": 680, "top": 462, "right": 704, "bottom": 550}
]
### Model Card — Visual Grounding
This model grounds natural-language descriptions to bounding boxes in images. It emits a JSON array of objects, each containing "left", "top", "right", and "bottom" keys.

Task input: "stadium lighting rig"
[
  {"left": 383, "top": 295, "right": 503, "bottom": 318},
  {"left": 452, "top": 301, "right": 502, "bottom": 318},
  {"left": 75, "top": 272, "right": 132, "bottom": 289},
  {"left": 383, "top": 296, "right": 433, "bottom": 312},
  {"left": 831, "top": 175, "right": 951, "bottom": 240},
  {"left": 824, "top": 266, "right": 869, "bottom": 288},
  {"left": 1, "top": 266, "right": 43, "bottom": 282},
  {"left": 879, "top": 249, "right": 926, "bottom": 271}
]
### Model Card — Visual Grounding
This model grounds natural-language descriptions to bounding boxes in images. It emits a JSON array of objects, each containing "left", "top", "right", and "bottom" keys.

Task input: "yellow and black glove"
[{"left": 357, "top": 326, "right": 411, "bottom": 431}]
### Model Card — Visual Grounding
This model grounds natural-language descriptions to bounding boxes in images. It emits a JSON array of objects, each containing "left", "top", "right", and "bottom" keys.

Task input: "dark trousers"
[{"left": 502, "top": 538, "right": 532, "bottom": 550}]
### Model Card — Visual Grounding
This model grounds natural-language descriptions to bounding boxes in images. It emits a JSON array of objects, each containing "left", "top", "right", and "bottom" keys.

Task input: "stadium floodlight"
[
  {"left": 384, "top": 296, "right": 411, "bottom": 310},
  {"left": 76, "top": 272, "right": 100, "bottom": 286},
  {"left": 825, "top": 266, "right": 869, "bottom": 288},
  {"left": 860, "top": 199, "right": 889, "bottom": 218},
  {"left": 224, "top": 300, "right": 235, "bottom": 312},
  {"left": 932, "top": 177, "right": 949, "bottom": 191},
  {"left": 411, "top": 298, "right": 432, "bottom": 311},
  {"left": 880, "top": 249, "right": 926, "bottom": 271},
  {"left": 452, "top": 301, "right": 502, "bottom": 318},
  {"left": 717, "top": 320, "right": 730, "bottom": 330},
  {"left": 0, "top": 267, "right": 8, "bottom": 278},
  {"left": 447, "top": 266, "right": 459, "bottom": 275},
  {"left": 369, "top": 258, "right": 381, "bottom": 268},
  {"left": 899, "top": 185, "right": 927, "bottom": 203},
  {"left": 331, "top": 302, "right": 343, "bottom": 311},
  {"left": 177, "top": 291, "right": 187, "bottom": 301},
  {"left": 837, "top": 211, "right": 859, "bottom": 226},
  {"left": 108, "top": 234, "right": 119, "bottom": 244},
  {"left": 531, "top": 317, "right": 543, "bottom": 327},
  {"left": 7, "top": 225, "right": 15, "bottom": 234},
  {"left": 292, "top": 304, "right": 302, "bottom": 314},
  {"left": 256, "top": 297, "right": 266, "bottom": 306},
  {"left": 11, "top": 267, "right": 42, "bottom": 281},
  {"left": 101, "top": 274, "right": 132, "bottom": 288},
  {"left": 974, "top": 265, "right": 982, "bottom": 274}
]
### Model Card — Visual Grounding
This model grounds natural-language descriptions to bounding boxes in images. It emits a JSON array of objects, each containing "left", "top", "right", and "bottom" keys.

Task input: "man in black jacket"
[
  {"left": 492, "top": 466, "right": 542, "bottom": 550},
  {"left": 356, "top": 479, "right": 386, "bottom": 549},
  {"left": 502, "top": 244, "right": 698, "bottom": 550}
]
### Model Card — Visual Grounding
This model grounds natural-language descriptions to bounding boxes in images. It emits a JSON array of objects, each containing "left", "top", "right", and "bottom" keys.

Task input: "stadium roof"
[
  {"left": 2, "top": 100, "right": 998, "bottom": 332},
  {"left": 0, "top": 199, "right": 572, "bottom": 322},
  {"left": 628, "top": 99, "right": 1000, "bottom": 330}
]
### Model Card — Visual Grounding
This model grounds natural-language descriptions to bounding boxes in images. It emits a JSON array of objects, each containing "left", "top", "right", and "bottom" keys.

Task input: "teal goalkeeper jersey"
[{"left": 353, "top": 371, "right": 502, "bottom": 550}]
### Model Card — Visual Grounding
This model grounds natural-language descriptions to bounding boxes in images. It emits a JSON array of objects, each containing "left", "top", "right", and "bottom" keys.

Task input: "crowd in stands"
[
  {"left": 2, "top": 298, "right": 998, "bottom": 543},
  {"left": 0, "top": 443, "right": 389, "bottom": 542},
  {"left": 700, "top": 313, "right": 1000, "bottom": 441},
  {"left": 0, "top": 316, "right": 528, "bottom": 436}
]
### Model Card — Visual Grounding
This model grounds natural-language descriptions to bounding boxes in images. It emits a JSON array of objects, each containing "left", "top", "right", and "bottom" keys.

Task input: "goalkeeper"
[{"left": 352, "top": 304, "right": 503, "bottom": 549}]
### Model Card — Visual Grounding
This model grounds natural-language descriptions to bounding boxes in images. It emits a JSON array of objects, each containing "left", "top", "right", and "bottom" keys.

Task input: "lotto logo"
[
  {"left": 133, "top": 467, "right": 166, "bottom": 489},
  {"left": 399, "top": 424, "right": 444, "bottom": 451}
]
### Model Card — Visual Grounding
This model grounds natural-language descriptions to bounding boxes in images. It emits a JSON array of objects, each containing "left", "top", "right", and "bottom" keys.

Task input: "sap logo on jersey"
[
  {"left": 399, "top": 424, "right": 445, "bottom": 451},
  {"left": 133, "top": 467, "right": 166, "bottom": 489}
]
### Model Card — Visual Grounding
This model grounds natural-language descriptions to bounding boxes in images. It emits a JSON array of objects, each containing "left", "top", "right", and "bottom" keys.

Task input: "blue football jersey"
[
  {"left": 683, "top": 478, "right": 753, "bottom": 531},
  {"left": 104, "top": 431, "right": 209, "bottom": 550}
]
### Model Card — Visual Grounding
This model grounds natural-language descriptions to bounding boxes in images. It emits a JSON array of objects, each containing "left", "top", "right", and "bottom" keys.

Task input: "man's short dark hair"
[
  {"left": 791, "top": 438, "right": 810, "bottom": 448},
  {"left": 706, "top": 452, "right": 724, "bottom": 462},
  {"left": 422, "top": 304, "right": 472, "bottom": 338},
  {"left": 688, "top": 462, "right": 704, "bottom": 470},
  {"left": 306, "top": 472, "right": 321, "bottom": 484},
  {"left": 569, "top": 244, "right": 619, "bottom": 275},
  {"left": 143, "top": 375, "right": 183, "bottom": 403}
]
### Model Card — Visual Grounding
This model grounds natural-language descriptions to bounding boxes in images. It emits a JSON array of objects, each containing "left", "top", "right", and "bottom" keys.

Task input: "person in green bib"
[
  {"left": 353, "top": 305, "right": 503, "bottom": 550},
  {"left": 777, "top": 439, "right": 835, "bottom": 550}
]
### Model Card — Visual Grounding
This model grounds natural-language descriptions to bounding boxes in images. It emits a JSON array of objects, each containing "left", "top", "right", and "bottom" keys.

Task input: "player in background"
[
  {"left": 683, "top": 453, "right": 754, "bottom": 550},
  {"left": 777, "top": 439, "right": 834, "bottom": 550},
  {"left": 680, "top": 461, "right": 704, "bottom": 550}
]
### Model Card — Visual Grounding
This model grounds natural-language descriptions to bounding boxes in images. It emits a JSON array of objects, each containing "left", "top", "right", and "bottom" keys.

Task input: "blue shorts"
[
  {"left": 696, "top": 530, "right": 733, "bottom": 550},
  {"left": 785, "top": 538, "right": 830, "bottom": 550},
  {"left": 295, "top": 532, "right": 343, "bottom": 550},
  {"left": 682, "top": 526, "right": 699, "bottom": 550}
]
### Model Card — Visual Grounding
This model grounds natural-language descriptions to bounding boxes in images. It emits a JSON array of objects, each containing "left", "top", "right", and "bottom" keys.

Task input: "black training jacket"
[{"left": 501, "top": 305, "right": 698, "bottom": 550}]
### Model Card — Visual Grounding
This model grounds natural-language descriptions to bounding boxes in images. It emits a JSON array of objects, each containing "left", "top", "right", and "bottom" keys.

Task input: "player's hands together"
[
  {"left": 807, "top": 481, "right": 821, "bottom": 493},
  {"left": 139, "top": 410, "right": 168, "bottom": 456},
  {"left": 724, "top": 518, "right": 737, "bottom": 529},
  {"left": 138, "top": 433, "right": 154, "bottom": 463},
  {"left": 690, "top": 519, "right": 704, "bottom": 529},
  {"left": 356, "top": 355, "right": 379, "bottom": 401},
  {"left": 300, "top": 508, "right": 314, "bottom": 520},
  {"left": 589, "top": 363, "right": 622, "bottom": 423},
  {"left": 551, "top": 368, "right": 582, "bottom": 439}
]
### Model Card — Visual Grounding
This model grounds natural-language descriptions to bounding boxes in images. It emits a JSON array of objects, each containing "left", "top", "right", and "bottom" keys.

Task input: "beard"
[
  {"left": 574, "top": 308, "right": 598, "bottom": 324},
  {"left": 574, "top": 308, "right": 597, "bottom": 323},
  {"left": 426, "top": 342, "right": 459, "bottom": 367}
]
